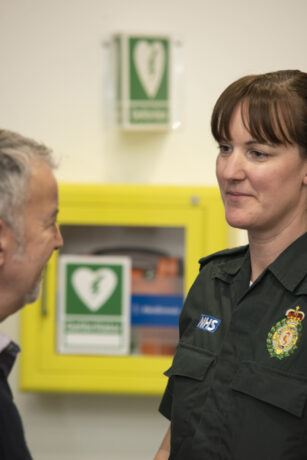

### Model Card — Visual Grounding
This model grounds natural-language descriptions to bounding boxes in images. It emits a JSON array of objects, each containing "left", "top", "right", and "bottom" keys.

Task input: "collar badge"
[{"left": 267, "top": 306, "right": 305, "bottom": 359}]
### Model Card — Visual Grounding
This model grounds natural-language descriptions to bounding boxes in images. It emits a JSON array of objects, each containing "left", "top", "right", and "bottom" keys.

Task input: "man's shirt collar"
[{"left": 0, "top": 332, "right": 20, "bottom": 377}]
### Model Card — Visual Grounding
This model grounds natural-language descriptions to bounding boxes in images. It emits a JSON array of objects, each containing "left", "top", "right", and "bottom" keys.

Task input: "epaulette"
[{"left": 198, "top": 245, "right": 248, "bottom": 270}]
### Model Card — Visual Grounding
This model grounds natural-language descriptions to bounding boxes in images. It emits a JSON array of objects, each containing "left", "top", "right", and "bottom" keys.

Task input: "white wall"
[{"left": 0, "top": 0, "right": 306, "bottom": 458}]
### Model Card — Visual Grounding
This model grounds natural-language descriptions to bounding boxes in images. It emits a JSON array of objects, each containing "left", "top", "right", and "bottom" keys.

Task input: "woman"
[{"left": 154, "top": 70, "right": 307, "bottom": 460}]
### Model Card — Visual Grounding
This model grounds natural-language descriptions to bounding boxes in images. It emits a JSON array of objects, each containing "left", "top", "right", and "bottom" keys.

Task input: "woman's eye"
[
  {"left": 218, "top": 144, "right": 232, "bottom": 154},
  {"left": 249, "top": 150, "right": 269, "bottom": 160}
]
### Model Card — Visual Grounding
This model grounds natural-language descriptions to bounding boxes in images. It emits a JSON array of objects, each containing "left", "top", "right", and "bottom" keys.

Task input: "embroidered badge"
[
  {"left": 197, "top": 315, "right": 221, "bottom": 333},
  {"left": 267, "top": 306, "right": 305, "bottom": 359}
]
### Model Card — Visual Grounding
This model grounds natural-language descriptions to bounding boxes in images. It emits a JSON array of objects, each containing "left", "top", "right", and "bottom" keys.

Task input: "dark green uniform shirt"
[{"left": 159, "top": 233, "right": 307, "bottom": 460}]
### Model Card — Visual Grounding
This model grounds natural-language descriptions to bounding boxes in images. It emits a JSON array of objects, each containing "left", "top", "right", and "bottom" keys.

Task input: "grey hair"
[{"left": 0, "top": 129, "right": 56, "bottom": 244}]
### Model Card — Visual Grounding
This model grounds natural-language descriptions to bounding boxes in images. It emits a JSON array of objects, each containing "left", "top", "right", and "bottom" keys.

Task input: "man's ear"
[
  {"left": 0, "top": 219, "right": 11, "bottom": 267},
  {"left": 0, "top": 220, "right": 5, "bottom": 266},
  {"left": 303, "top": 160, "right": 307, "bottom": 185}
]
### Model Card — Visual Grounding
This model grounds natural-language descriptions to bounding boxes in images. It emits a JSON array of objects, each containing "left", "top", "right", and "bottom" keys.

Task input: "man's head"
[{"left": 0, "top": 129, "right": 63, "bottom": 320}]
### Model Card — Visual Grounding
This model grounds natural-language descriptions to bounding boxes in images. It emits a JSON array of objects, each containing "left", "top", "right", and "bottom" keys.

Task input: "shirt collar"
[
  {"left": 0, "top": 332, "right": 20, "bottom": 377},
  {"left": 0, "top": 333, "right": 11, "bottom": 352},
  {"left": 269, "top": 232, "right": 307, "bottom": 294},
  {"left": 210, "top": 246, "right": 250, "bottom": 282},
  {"left": 212, "top": 233, "right": 307, "bottom": 294}
]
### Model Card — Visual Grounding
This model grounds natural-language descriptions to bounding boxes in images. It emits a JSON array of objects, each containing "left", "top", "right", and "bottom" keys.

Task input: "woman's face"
[{"left": 216, "top": 103, "right": 307, "bottom": 236}]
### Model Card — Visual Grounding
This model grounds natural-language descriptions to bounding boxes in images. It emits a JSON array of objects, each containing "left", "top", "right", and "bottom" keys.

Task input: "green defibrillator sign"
[
  {"left": 114, "top": 34, "right": 171, "bottom": 130},
  {"left": 57, "top": 255, "right": 131, "bottom": 355}
]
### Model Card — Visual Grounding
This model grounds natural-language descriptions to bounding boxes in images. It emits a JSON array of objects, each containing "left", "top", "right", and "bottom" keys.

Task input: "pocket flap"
[
  {"left": 232, "top": 361, "right": 307, "bottom": 417},
  {"left": 164, "top": 343, "right": 215, "bottom": 381}
]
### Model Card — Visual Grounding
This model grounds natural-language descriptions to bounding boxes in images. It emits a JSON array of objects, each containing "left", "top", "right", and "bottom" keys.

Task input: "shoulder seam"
[{"left": 198, "top": 246, "right": 248, "bottom": 269}]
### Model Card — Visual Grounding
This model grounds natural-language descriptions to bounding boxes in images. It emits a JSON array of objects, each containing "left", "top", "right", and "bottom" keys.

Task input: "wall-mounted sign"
[
  {"left": 113, "top": 34, "right": 172, "bottom": 130},
  {"left": 57, "top": 255, "right": 131, "bottom": 355}
]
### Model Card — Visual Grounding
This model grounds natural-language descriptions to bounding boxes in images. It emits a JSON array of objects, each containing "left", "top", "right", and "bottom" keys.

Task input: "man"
[{"left": 0, "top": 129, "right": 63, "bottom": 459}]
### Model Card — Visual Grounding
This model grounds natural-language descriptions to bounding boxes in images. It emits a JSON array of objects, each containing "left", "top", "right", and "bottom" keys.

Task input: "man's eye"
[{"left": 48, "top": 220, "right": 57, "bottom": 228}]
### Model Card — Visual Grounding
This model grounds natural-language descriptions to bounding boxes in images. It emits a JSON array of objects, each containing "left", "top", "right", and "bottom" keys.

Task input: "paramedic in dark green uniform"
[{"left": 154, "top": 70, "right": 307, "bottom": 460}]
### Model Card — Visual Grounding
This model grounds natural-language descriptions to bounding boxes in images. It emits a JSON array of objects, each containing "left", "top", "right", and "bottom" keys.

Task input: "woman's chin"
[{"left": 225, "top": 214, "right": 251, "bottom": 230}]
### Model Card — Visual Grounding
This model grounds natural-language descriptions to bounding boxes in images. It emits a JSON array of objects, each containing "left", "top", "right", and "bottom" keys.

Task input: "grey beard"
[{"left": 23, "top": 279, "right": 42, "bottom": 305}]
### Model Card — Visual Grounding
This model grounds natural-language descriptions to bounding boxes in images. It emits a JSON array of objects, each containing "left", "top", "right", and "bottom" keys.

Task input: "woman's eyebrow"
[{"left": 245, "top": 139, "right": 274, "bottom": 147}]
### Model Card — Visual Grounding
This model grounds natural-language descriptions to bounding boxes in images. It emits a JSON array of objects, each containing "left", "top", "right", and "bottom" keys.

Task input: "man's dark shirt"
[{"left": 0, "top": 338, "right": 32, "bottom": 459}]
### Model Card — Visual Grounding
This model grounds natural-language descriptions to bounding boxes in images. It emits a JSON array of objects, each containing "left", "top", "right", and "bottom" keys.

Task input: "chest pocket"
[
  {"left": 229, "top": 361, "right": 307, "bottom": 459},
  {"left": 165, "top": 342, "right": 215, "bottom": 451},
  {"left": 165, "top": 342, "right": 215, "bottom": 381},
  {"left": 231, "top": 361, "right": 307, "bottom": 417}
]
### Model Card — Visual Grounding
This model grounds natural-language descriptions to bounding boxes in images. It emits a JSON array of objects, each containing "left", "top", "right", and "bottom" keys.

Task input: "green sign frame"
[
  {"left": 114, "top": 34, "right": 172, "bottom": 130},
  {"left": 57, "top": 255, "right": 131, "bottom": 355}
]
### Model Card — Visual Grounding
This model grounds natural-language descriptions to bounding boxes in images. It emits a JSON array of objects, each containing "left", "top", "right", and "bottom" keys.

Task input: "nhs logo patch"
[{"left": 197, "top": 315, "right": 221, "bottom": 333}]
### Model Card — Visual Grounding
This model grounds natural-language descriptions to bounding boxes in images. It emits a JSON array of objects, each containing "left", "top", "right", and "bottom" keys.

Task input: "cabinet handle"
[{"left": 40, "top": 266, "right": 48, "bottom": 316}]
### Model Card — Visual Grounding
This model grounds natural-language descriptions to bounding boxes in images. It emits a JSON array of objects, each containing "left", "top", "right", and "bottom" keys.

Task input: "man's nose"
[{"left": 54, "top": 225, "right": 64, "bottom": 250}]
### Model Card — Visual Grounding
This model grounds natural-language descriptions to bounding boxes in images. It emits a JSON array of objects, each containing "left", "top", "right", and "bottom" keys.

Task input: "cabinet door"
[{"left": 20, "top": 185, "right": 227, "bottom": 395}]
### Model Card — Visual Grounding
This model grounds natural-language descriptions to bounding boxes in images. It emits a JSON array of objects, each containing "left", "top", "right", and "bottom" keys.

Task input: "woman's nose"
[{"left": 219, "top": 151, "right": 246, "bottom": 181}]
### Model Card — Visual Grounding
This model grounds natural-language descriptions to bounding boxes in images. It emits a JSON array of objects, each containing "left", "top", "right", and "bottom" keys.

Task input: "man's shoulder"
[{"left": 198, "top": 246, "right": 248, "bottom": 271}]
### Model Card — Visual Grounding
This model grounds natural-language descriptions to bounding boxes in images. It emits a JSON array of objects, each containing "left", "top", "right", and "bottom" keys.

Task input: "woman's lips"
[{"left": 225, "top": 191, "right": 252, "bottom": 201}]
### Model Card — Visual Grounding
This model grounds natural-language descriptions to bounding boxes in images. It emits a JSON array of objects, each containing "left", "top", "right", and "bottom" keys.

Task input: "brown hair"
[{"left": 211, "top": 70, "right": 307, "bottom": 156}]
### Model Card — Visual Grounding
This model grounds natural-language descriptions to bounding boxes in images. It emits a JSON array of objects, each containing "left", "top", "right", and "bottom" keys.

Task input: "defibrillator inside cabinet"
[{"left": 20, "top": 185, "right": 227, "bottom": 395}]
